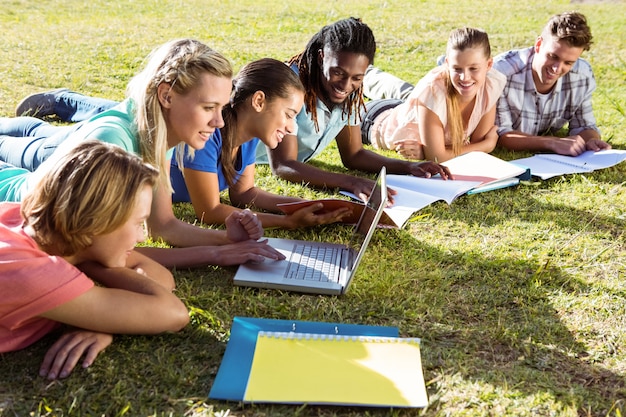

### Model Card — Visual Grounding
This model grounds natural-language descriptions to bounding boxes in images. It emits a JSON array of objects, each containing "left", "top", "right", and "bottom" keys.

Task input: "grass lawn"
[{"left": 1, "top": 0, "right": 625, "bottom": 416}]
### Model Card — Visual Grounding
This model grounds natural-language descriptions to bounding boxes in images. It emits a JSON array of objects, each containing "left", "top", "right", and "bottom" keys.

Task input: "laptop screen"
[{"left": 344, "top": 167, "right": 387, "bottom": 289}]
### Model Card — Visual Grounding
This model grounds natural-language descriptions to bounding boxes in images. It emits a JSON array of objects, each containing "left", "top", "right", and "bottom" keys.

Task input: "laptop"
[{"left": 233, "top": 167, "right": 388, "bottom": 295}]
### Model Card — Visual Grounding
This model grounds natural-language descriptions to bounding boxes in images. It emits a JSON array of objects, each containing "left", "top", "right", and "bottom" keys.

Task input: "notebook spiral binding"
[{"left": 258, "top": 331, "right": 420, "bottom": 344}]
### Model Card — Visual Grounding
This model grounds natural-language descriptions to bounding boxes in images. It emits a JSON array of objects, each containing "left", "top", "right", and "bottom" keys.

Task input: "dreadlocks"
[{"left": 287, "top": 17, "right": 376, "bottom": 132}]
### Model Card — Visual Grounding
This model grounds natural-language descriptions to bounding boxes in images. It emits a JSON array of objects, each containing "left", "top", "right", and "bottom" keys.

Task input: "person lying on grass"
[
  {"left": 169, "top": 57, "right": 351, "bottom": 229},
  {"left": 0, "top": 38, "right": 283, "bottom": 269},
  {"left": 0, "top": 140, "right": 189, "bottom": 380},
  {"left": 360, "top": 27, "right": 505, "bottom": 162},
  {"left": 14, "top": 18, "right": 451, "bottom": 205}
]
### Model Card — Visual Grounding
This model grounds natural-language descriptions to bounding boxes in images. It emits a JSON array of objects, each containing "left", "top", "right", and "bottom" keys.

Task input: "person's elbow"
[
  {"left": 269, "top": 158, "right": 298, "bottom": 182},
  {"left": 341, "top": 156, "right": 357, "bottom": 170},
  {"left": 340, "top": 153, "right": 362, "bottom": 171},
  {"left": 169, "top": 305, "right": 190, "bottom": 332},
  {"left": 146, "top": 216, "right": 179, "bottom": 245},
  {"left": 159, "top": 299, "right": 190, "bottom": 333}
]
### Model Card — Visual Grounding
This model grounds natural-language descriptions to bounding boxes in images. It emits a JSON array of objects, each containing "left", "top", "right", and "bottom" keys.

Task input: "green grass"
[{"left": 1, "top": 0, "right": 626, "bottom": 416}]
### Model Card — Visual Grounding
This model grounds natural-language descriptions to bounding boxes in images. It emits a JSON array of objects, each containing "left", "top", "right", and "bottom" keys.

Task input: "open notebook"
[
  {"left": 233, "top": 167, "right": 388, "bottom": 295},
  {"left": 511, "top": 149, "right": 626, "bottom": 180}
]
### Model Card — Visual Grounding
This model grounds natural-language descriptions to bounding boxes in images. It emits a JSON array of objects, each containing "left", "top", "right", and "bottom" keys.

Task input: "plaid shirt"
[{"left": 494, "top": 47, "right": 599, "bottom": 137}]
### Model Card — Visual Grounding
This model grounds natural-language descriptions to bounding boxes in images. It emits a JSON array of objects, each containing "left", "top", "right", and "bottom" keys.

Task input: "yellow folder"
[{"left": 243, "top": 331, "right": 428, "bottom": 407}]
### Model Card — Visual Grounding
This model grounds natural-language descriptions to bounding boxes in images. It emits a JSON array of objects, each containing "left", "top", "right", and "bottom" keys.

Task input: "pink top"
[
  {"left": 0, "top": 203, "right": 93, "bottom": 352},
  {"left": 372, "top": 66, "right": 506, "bottom": 159}
]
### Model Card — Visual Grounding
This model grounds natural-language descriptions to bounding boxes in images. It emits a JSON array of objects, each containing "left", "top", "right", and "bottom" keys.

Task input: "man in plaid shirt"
[
  {"left": 494, "top": 11, "right": 610, "bottom": 156},
  {"left": 362, "top": 11, "right": 610, "bottom": 158}
]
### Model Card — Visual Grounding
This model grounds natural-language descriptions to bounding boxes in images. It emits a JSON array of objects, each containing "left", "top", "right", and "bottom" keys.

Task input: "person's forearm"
[
  {"left": 231, "top": 187, "right": 300, "bottom": 212},
  {"left": 78, "top": 262, "right": 173, "bottom": 296},
  {"left": 464, "top": 138, "right": 497, "bottom": 156},
  {"left": 253, "top": 212, "right": 297, "bottom": 229},
  {"left": 124, "top": 251, "right": 175, "bottom": 290},
  {"left": 135, "top": 246, "right": 222, "bottom": 268},
  {"left": 423, "top": 147, "right": 456, "bottom": 163},
  {"left": 272, "top": 159, "right": 360, "bottom": 190},
  {"left": 347, "top": 149, "right": 416, "bottom": 175},
  {"left": 147, "top": 216, "right": 231, "bottom": 248},
  {"left": 194, "top": 196, "right": 299, "bottom": 229},
  {"left": 192, "top": 201, "right": 240, "bottom": 227},
  {"left": 578, "top": 128, "right": 601, "bottom": 142},
  {"left": 498, "top": 131, "right": 555, "bottom": 152}
]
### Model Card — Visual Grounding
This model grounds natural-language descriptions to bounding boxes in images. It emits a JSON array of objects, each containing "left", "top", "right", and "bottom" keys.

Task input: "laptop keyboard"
[{"left": 284, "top": 244, "right": 341, "bottom": 282}]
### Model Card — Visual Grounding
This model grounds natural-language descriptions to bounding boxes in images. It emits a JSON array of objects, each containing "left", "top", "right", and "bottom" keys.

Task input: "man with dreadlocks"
[
  {"left": 255, "top": 17, "right": 450, "bottom": 201},
  {"left": 15, "top": 19, "right": 451, "bottom": 202}
]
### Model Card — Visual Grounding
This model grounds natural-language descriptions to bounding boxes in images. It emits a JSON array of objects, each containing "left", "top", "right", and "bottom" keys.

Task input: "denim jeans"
[
  {"left": 53, "top": 91, "right": 118, "bottom": 123},
  {"left": 363, "top": 65, "right": 415, "bottom": 101},
  {"left": 0, "top": 117, "right": 81, "bottom": 171}
]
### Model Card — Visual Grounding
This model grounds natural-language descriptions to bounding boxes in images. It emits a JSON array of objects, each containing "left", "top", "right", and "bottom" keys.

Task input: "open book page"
[
  {"left": 511, "top": 149, "right": 626, "bottom": 180},
  {"left": 386, "top": 174, "right": 482, "bottom": 205},
  {"left": 243, "top": 332, "right": 428, "bottom": 407},
  {"left": 510, "top": 155, "right": 586, "bottom": 179},
  {"left": 441, "top": 151, "right": 527, "bottom": 185},
  {"left": 341, "top": 175, "right": 482, "bottom": 227}
]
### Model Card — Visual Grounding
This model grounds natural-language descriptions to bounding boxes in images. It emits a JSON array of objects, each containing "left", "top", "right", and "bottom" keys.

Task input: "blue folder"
[{"left": 209, "top": 316, "right": 399, "bottom": 401}]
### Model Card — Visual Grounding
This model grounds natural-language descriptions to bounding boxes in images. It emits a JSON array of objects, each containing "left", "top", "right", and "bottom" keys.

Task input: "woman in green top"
[{"left": 0, "top": 38, "right": 283, "bottom": 268}]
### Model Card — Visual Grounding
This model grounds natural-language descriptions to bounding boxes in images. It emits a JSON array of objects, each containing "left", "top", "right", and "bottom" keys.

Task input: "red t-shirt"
[{"left": 0, "top": 203, "right": 94, "bottom": 352}]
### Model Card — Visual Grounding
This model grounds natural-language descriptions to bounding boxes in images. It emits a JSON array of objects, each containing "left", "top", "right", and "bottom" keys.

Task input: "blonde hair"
[
  {"left": 444, "top": 27, "right": 491, "bottom": 156},
  {"left": 126, "top": 38, "right": 233, "bottom": 191},
  {"left": 21, "top": 140, "right": 159, "bottom": 256}
]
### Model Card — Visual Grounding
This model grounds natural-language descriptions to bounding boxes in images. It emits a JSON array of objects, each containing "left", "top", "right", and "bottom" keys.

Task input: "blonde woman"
[
  {"left": 0, "top": 39, "right": 283, "bottom": 267},
  {"left": 362, "top": 28, "right": 506, "bottom": 162}
]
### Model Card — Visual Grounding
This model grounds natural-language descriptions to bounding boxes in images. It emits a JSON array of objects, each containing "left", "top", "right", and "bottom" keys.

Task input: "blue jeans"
[
  {"left": 0, "top": 117, "right": 81, "bottom": 171},
  {"left": 53, "top": 91, "right": 118, "bottom": 123},
  {"left": 363, "top": 65, "right": 415, "bottom": 101}
]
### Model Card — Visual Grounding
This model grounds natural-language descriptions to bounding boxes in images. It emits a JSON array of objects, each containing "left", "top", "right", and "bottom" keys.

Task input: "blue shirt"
[
  {"left": 170, "top": 128, "right": 259, "bottom": 203},
  {"left": 255, "top": 64, "right": 359, "bottom": 164}
]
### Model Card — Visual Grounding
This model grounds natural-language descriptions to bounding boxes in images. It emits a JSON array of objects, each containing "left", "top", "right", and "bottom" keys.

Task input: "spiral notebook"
[
  {"left": 209, "top": 317, "right": 402, "bottom": 402},
  {"left": 242, "top": 331, "right": 428, "bottom": 407}
]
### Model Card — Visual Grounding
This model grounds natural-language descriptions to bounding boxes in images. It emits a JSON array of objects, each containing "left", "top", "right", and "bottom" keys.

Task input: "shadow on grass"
[
  {"left": 2, "top": 227, "right": 623, "bottom": 416},
  {"left": 413, "top": 244, "right": 625, "bottom": 415}
]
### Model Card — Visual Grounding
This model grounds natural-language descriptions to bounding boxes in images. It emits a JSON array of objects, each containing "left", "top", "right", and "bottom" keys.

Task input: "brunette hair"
[
  {"left": 218, "top": 58, "right": 304, "bottom": 185},
  {"left": 126, "top": 38, "right": 232, "bottom": 191},
  {"left": 21, "top": 140, "right": 159, "bottom": 256},
  {"left": 287, "top": 17, "right": 375, "bottom": 131},
  {"left": 542, "top": 11, "right": 593, "bottom": 51},
  {"left": 444, "top": 27, "right": 491, "bottom": 156}
]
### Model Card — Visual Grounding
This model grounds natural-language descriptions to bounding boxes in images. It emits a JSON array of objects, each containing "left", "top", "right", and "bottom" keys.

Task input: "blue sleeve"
[
  {"left": 170, "top": 130, "right": 223, "bottom": 203},
  {"left": 181, "top": 130, "right": 222, "bottom": 173},
  {"left": 240, "top": 138, "right": 259, "bottom": 170}
]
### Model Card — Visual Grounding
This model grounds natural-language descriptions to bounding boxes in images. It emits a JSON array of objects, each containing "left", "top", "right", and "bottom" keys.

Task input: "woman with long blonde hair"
[
  {"left": 0, "top": 39, "right": 283, "bottom": 267},
  {"left": 361, "top": 27, "right": 506, "bottom": 162}
]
